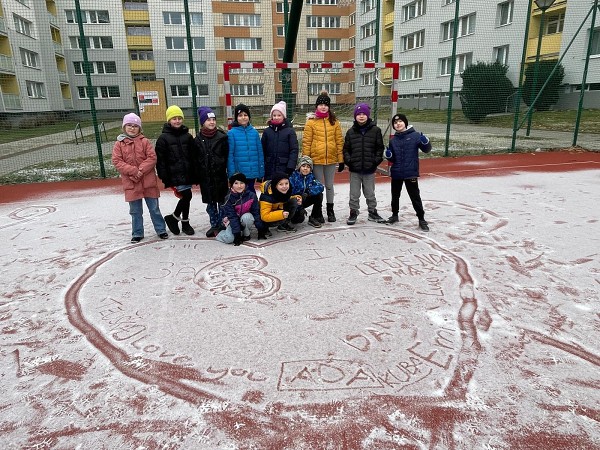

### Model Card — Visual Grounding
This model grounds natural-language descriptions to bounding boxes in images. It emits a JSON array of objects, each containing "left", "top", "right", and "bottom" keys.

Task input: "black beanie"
[
  {"left": 315, "top": 92, "right": 331, "bottom": 107},
  {"left": 229, "top": 172, "right": 247, "bottom": 186},
  {"left": 392, "top": 113, "right": 408, "bottom": 128},
  {"left": 235, "top": 103, "right": 251, "bottom": 120}
]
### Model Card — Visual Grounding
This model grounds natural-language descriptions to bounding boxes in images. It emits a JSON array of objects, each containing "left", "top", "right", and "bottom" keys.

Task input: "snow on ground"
[{"left": 0, "top": 168, "right": 599, "bottom": 449}]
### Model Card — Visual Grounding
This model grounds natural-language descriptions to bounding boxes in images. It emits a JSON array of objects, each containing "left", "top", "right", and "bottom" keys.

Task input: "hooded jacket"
[
  {"left": 155, "top": 123, "right": 197, "bottom": 187},
  {"left": 221, "top": 188, "right": 264, "bottom": 234},
  {"left": 227, "top": 122, "right": 265, "bottom": 179},
  {"left": 261, "top": 118, "right": 299, "bottom": 178},
  {"left": 194, "top": 128, "right": 229, "bottom": 204},
  {"left": 342, "top": 119, "right": 384, "bottom": 174},
  {"left": 301, "top": 112, "right": 344, "bottom": 166},
  {"left": 112, "top": 133, "right": 161, "bottom": 202},
  {"left": 386, "top": 126, "right": 432, "bottom": 179}
]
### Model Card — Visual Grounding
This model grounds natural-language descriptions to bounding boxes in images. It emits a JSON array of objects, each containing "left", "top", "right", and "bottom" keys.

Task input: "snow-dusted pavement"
[{"left": 1, "top": 156, "right": 599, "bottom": 449}]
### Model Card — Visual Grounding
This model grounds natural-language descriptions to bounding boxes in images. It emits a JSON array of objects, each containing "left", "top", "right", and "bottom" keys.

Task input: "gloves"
[
  {"left": 233, "top": 232, "right": 243, "bottom": 246},
  {"left": 337, "top": 163, "right": 345, "bottom": 173},
  {"left": 257, "top": 228, "right": 268, "bottom": 240},
  {"left": 419, "top": 133, "right": 430, "bottom": 145},
  {"left": 170, "top": 187, "right": 183, "bottom": 199},
  {"left": 384, "top": 148, "right": 392, "bottom": 159},
  {"left": 285, "top": 167, "right": 294, "bottom": 175}
]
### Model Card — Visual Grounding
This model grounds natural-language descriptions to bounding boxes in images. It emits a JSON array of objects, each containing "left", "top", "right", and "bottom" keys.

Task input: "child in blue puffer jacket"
[
  {"left": 288, "top": 156, "right": 325, "bottom": 227},
  {"left": 216, "top": 172, "right": 267, "bottom": 245},
  {"left": 384, "top": 113, "right": 432, "bottom": 231},
  {"left": 227, "top": 104, "right": 264, "bottom": 193}
]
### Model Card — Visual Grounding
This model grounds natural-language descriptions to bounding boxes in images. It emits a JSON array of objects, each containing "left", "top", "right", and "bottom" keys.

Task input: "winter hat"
[
  {"left": 354, "top": 103, "right": 371, "bottom": 119},
  {"left": 122, "top": 113, "right": 142, "bottom": 131},
  {"left": 315, "top": 91, "right": 331, "bottom": 107},
  {"left": 197, "top": 106, "right": 215, "bottom": 126},
  {"left": 269, "top": 171, "right": 292, "bottom": 202},
  {"left": 270, "top": 171, "right": 289, "bottom": 190},
  {"left": 229, "top": 172, "right": 247, "bottom": 186},
  {"left": 296, "top": 155, "right": 314, "bottom": 171},
  {"left": 235, "top": 103, "right": 251, "bottom": 120},
  {"left": 270, "top": 101, "right": 287, "bottom": 119},
  {"left": 166, "top": 105, "right": 184, "bottom": 122},
  {"left": 392, "top": 113, "right": 409, "bottom": 128}
]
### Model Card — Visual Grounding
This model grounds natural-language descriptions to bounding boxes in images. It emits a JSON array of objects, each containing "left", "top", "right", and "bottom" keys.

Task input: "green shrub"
[
  {"left": 522, "top": 60, "right": 565, "bottom": 111},
  {"left": 460, "top": 62, "right": 514, "bottom": 123}
]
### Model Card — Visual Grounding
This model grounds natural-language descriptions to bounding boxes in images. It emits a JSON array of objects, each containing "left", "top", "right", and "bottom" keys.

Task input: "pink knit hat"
[
  {"left": 270, "top": 101, "right": 287, "bottom": 119},
  {"left": 122, "top": 113, "right": 142, "bottom": 131}
]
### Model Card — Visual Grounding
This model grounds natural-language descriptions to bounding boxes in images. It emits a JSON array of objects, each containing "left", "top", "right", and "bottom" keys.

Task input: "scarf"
[
  {"left": 315, "top": 110, "right": 329, "bottom": 119},
  {"left": 201, "top": 127, "right": 217, "bottom": 138}
]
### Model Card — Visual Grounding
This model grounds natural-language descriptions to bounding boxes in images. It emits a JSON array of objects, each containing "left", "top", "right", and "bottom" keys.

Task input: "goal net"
[{"left": 223, "top": 62, "right": 399, "bottom": 141}]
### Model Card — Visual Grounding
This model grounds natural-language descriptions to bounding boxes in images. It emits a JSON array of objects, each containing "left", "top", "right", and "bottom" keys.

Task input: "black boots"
[{"left": 326, "top": 203, "right": 336, "bottom": 222}]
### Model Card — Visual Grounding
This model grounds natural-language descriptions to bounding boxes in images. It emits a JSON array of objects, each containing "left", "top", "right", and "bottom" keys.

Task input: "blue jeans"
[
  {"left": 216, "top": 213, "right": 254, "bottom": 244},
  {"left": 129, "top": 197, "right": 167, "bottom": 238}
]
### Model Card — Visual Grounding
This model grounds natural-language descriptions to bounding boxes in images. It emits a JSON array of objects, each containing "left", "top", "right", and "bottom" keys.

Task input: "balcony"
[
  {"left": 526, "top": 33, "right": 562, "bottom": 61},
  {"left": 123, "top": 10, "right": 149, "bottom": 24},
  {"left": 0, "top": 54, "right": 15, "bottom": 73},
  {"left": 63, "top": 98, "right": 73, "bottom": 110},
  {"left": 0, "top": 16, "right": 6, "bottom": 35},
  {"left": 53, "top": 41, "right": 64, "bottom": 55},
  {"left": 48, "top": 12, "right": 58, "bottom": 26},
  {"left": 384, "top": 12, "right": 395, "bottom": 29},
  {"left": 127, "top": 35, "right": 152, "bottom": 49},
  {"left": 130, "top": 60, "right": 155, "bottom": 72},
  {"left": 58, "top": 71, "right": 69, "bottom": 83},
  {"left": 383, "top": 40, "right": 394, "bottom": 57},
  {"left": 1, "top": 93, "right": 22, "bottom": 110}
]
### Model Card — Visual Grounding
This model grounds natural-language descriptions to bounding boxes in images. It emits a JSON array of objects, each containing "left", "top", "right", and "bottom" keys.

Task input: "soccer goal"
[{"left": 223, "top": 62, "right": 399, "bottom": 136}]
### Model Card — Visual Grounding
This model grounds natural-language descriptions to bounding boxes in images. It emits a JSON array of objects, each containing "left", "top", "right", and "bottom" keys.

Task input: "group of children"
[{"left": 111, "top": 92, "right": 432, "bottom": 245}]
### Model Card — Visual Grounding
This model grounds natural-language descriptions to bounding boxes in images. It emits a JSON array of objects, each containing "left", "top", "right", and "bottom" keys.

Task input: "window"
[
  {"left": 349, "top": 36, "right": 356, "bottom": 49},
  {"left": 224, "top": 38, "right": 262, "bottom": 50},
  {"left": 361, "top": 47, "right": 376, "bottom": 62},
  {"left": 307, "top": 16, "right": 341, "bottom": 28},
  {"left": 124, "top": 1, "right": 148, "bottom": 11},
  {"left": 402, "top": 29, "right": 425, "bottom": 51},
  {"left": 77, "top": 86, "right": 120, "bottom": 99},
  {"left": 498, "top": 1, "right": 513, "bottom": 26},
  {"left": 444, "top": 0, "right": 456, "bottom": 4},
  {"left": 163, "top": 12, "right": 202, "bottom": 25},
  {"left": 308, "top": 83, "right": 340, "bottom": 95},
  {"left": 441, "top": 13, "right": 476, "bottom": 41},
  {"left": 360, "top": 71, "right": 375, "bottom": 87},
  {"left": 229, "top": 66, "right": 263, "bottom": 74},
  {"left": 70, "top": 36, "right": 113, "bottom": 49},
  {"left": 306, "top": 0, "right": 338, "bottom": 4},
  {"left": 13, "top": 15, "right": 32, "bottom": 36},
  {"left": 231, "top": 84, "right": 264, "bottom": 96},
  {"left": 65, "top": 10, "right": 110, "bottom": 24},
  {"left": 196, "top": 84, "right": 209, "bottom": 96},
  {"left": 307, "top": 39, "right": 341, "bottom": 51},
  {"left": 493, "top": 45, "right": 509, "bottom": 65},
  {"left": 349, "top": 13, "right": 355, "bottom": 26},
  {"left": 224, "top": 0, "right": 259, "bottom": 2},
  {"left": 166, "top": 37, "right": 205, "bottom": 50},
  {"left": 349, "top": 81, "right": 355, "bottom": 93},
  {"left": 277, "top": 49, "right": 284, "bottom": 60},
  {"left": 360, "top": 0, "right": 376, "bottom": 14},
  {"left": 168, "top": 61, "right": 207, "bottom": 74},
  {"left": 591, "top": 27, "right": 600, "bottom": 55},
  {"left": 401, "top": 62, "right": 423, "bottom": 81},
  {"left": 546, "top": 12, "right": 564, "bottom": 35},
  {"left": 361, "top": 21, "right": 376, "bottom": 39},
  {"left": 309, "top": 65, "right": 341, "bottom": 74},
  {"left": 439, "top": 52, "right": 472, "bottom": 76},
  {"left": 20, "top": 49, "right": 39, "bottom": 68},
  {"left": 403, "top": 0, "right": 426, "bottom": 22},
  {"left": 126, "top": 26, "right": 151, "bottom": 36},
  {"left": 73, "top": 61, "right": 117, "bottom": 75},
  {"left": 276, "top": 26, "right": 285, "bottom": 37},
  {"left": 26, "top": 81, "right": 45, "bottom": 98},
  {"left": 224, "top": 14, "right": 261, "bottom": 27},
  {"left": 276, "top": 2, "right": 285, "bottom": 13},
  {"left": 130, "top": 50, "right": 153, "bottom": 60}
]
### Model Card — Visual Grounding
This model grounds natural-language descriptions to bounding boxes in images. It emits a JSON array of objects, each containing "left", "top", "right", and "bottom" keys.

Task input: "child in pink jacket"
[{"left": 111, "top": 113, "right": 168, "bottom": 243}]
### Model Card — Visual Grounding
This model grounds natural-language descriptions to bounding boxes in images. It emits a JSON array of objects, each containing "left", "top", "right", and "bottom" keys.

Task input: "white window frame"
[
  {"left": 360, "top": 21, "right": 376, "bottom": 39},
  {"left": 498, "top": 1, "right": 514, "bottom": 27},
  {"left": 591, "top": 27, "right": 600, "bottom": 56},
  {"left": 306, "top": 0, "right": 338, "bottom": 4},
  {"left": 306, "top": 16, "right": 341, "bottom": 28},
  {"left": 306, "top": 38, "right": 341, "bottom": 51},
  {"left": 20, "top": 48, "right": 39, "bottom": 68},
  {"left": 224, "top": 37, "right": 262, "bottom": 50},
  {"left": 360, "top": 71, "right": 375, "bottom": 87},
  {"left": 223, "top": 14, "right": 260, "bottom": 27},
  {"left": 441, "top": 13, "right": 476, "bottom": 41},
  {"left": 403, "top": 0, "right": 426, "bottom": 22},
  {"left": 360, "top": 0, "right": 376, "bottom": 14},
  {"left": 166, "top": 37, "right": 206, "bottom": 50},
  {"left": 402, "top": 29, "right": 425, "bottom": 51},
  {"left": 545, "top": 12, "right": 565, "bottom": 35},
  {"left": 73, "top": 61, "right": 117, "bottom": 75},
  {"left": 70, "top": 36, "right": 113, "bottom": 49},
  {"left": 308, "top": 83, "right": 340, "bottom": 95},
  {"left": 26, "top": 81, "right": 45, "bottom": 98},
  {"left": 168, "top": 61, "right": 207, "bottom": 74},
  {"left": 13, "top": 15, "right": 32, "bottom": 36},
  {"left": 401, "top": 62, "right": 423, "bottom": 81},
  {"left": 493, "top": 45, "right": 509, "bottom": 65},
  {"left": 361, "top": 46, "right": 376, "bottom": 62},
  {"left": 77, "top": 85, "right": 120, "bottom": 99},
  {"left": 231, "top": 84, "right": 264, "bottom": 96},
  {"left": 130, "top": 50, "right": 153, "bottom": 60},
  {"left": 439, "top": 52, "right": 472, "bottom": 76},
  {"left": 65, "top": 10, "right": 110, "bottom": 24}
]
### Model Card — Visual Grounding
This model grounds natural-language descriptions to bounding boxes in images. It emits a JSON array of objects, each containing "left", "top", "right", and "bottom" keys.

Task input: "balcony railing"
[
  {"left": 48, "top": 12, "right": 58, "bottom": 26},
  {"left": 2, "top": 93, "right": 22, "bottom": 110},
  {"left": 63, "top": 98, "right": 73, "bottom": 110},
  {"left": 58, "top": 71, "right": 69, "bottom": 83},
  {"left": 0, "top": 16, "right": 6, "bottom": 34},
  {"left": 0, "top": 54, "right": 15, "bottom": 73},
  {"left": 53, "top": 41, "right": 64, "bottom": 55}
]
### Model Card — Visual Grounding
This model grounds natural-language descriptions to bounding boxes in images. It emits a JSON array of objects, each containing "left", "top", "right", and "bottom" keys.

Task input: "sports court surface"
[{"left": 0, "top": 150, "right": 598, "bottom": 449}]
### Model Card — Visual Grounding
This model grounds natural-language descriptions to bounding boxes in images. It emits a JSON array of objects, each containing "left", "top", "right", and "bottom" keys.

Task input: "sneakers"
[
  {"left": 265, "top": 228, "right": 273, "bottom": 237},
  {"left": 164, "top": 214, "right": 180, "bottom": 235},
  {"left": 158, "top": 233, "right": 169, "bottom": 239},
  {"left": 346, "top": 209, "right": 359, "bottom": 225},
  {"left": 419, "top": 220, "right": 430, "bottom": 231},
  {"left": 387, "top": 214, "right": 399, "bottom": 224},
  {"left": 277, "top": 221, "right": 296, "bottom": 232},
  {"left": 308, "top": 216, "right": 322, "bottom": 228},
  {"left": 181, "top": 220, "right": 195, "bottom": 235},
  {"left": 131, "top": 236, "right": 143, "bottom": 243},
  {"left": 368, "top": 209, "right": 385, "bottom": 223}
]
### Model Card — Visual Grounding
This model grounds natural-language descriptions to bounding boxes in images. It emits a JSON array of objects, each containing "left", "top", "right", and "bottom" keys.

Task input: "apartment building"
[{"left": 0, "top": 0, "right": 597, "bottom": 114}]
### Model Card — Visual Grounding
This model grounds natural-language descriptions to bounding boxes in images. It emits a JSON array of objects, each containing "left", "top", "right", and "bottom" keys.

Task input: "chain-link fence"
[{"left": 0, "top": 0, "right": 598, "bottom": 184}]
